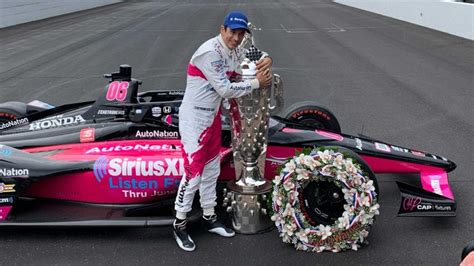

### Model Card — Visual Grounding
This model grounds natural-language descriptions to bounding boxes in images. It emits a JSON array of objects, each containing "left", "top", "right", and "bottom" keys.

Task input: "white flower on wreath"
[
  {"left": 285, "top": 160, "right": 296, "bottom": 172},
  {"left": 315, "top": 246, "right": 326, "bottom": 253},
  {"left": 283, "top": 179, "right": 295, "bottom": 191},
  {"left": 317, "top": 150, "right": 332, "bottom": 164},
  {"left": 337, "top": 213, "right": 350, "bottom": 229},
  {"left": 357, "top": 210, "right": 373, "bottom": 224},
  {"left": 344, "top": 204, "right": 356, "bottom": 214},
  {"left": 316, "top": 225, "right": 333, "bottom": 240},
  {"left": 359, "top": 193, "right": 372, "bottom": 207},
  {"left": 332, "top": 245, "right": 342, "bottom": 253},
  {"left": 282, "top": 222, "right": 297, "bottom": 236},
  {"left": 295, "top": 228, "right": 310, "bottom": 243},
  {"left": 342, "top": 188, "right": 357, "bottom": 201},
  {"left": 281, "top": 233, "right": 290, "bottom": 243},
  {"left": 333, "top": 154, "right": 344, "bottom": 169},
  {"left": 359, "top": 229, "right": 369, "bottom": 242},
  {"left": 321, "top": 165, "right": 333, "bottom": 176},
  {"left": 271, "top": 213, "right": 283, "bottom": 227},
  {"left": 288, "top": 190, "right": 299, "bottom": 204},
  {"left": 273, "top": 174, "right": 282, "bottom": 185},
  {"left": 302, "top": 155, "right": 317, "bottom": 170},
  {"left": 296, "top": 243, "right": 309, "bottom": 251},
  {"left": 336, "top": 170, "right": 348, "bottom": 181},
  {"left": 361, "top": 180, "right": 376, "bottom": 192},
  {"left": 296, "top": 168, "right": 311, "bottom": 180},
  {"left": 273, "top": 193, "right": 284, "bottom": 206},
  {"left": 352, "top": 174, "right": 363, "bottom": 187},
  {"left": 370, "top": 203, "right": 380, "bottom": 215},
  {"left": 282, "top": 203, "right": 294, "bottom": 218},
  {"left": 351, "top": 243, "right": 359, "bottom": 251},
  {"left": 296, "top": 153, "right": 306, "bottom": 165},
  {"left": 344, "top": 159, "right": 358, "bottom": 174}
]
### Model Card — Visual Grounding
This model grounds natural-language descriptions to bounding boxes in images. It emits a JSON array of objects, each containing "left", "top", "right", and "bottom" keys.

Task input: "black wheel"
[
  {"left": 282, "top": 101, "right": 341, "bottom": 133},
  {"left": 462, "top": 240, "right": 474, "bottom": 261},
  {"left": 0, "top": 102, "right": 28, "bottom": 123},
  {"left": 0, "top": 109, "right": 22, "bottom": 123},
  {"left": 299, "top": 146, "right": 379, "bottom": 226},
  {"left": 271, "top": 146, "right": 380, "bottom": 252},
  {"left": 301, "top": 180, "right": 346, "bottom": 226}
]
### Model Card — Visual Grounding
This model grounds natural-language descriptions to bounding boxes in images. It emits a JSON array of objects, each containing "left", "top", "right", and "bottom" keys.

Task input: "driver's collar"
[{"left": 218, "top": 34, "right": 232, "bottom": 55}]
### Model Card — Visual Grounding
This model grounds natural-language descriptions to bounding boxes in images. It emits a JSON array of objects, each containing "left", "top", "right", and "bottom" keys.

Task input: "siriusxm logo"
[
  {"left": 94, "top": 157, "right": 184, "bottom": 181},
  {"left": 94, "top": 156, "right": 109, "bottom": 182},
  {"left": 0, "top": 147, "right": 12, "bottom": 156}
]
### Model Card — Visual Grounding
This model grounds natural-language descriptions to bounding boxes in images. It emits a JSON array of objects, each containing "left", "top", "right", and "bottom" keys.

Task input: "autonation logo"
[{"left": 135, "top": 130, "right": 178, "bottom": 139}]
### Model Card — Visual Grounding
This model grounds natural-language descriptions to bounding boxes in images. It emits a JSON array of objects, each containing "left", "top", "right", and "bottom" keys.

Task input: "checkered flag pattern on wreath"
[{"left": 246, "top": 45, "right": 263, "bottom": 62}]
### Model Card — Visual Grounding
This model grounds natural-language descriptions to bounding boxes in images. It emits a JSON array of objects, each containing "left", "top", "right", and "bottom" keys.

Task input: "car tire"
[
  {"left": 462, "top": 240, "right": 474, "bottom": 261},
  {"left": 0, "top": 102, "right": 28, "bottom": 123},
  {"left": 272, "top": 146, "right": 380, "bottom": 252},
  {"left": 282, "top": 101, "right": 341, "bottom": 133},
  {"left": 300, "top": 146, "right": 379, "bottom": 226}
]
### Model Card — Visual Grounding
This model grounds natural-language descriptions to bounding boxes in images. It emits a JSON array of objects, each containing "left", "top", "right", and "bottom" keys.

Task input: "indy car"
[{"left": 0, "top": 65, "right": 456, "bottom": 228}]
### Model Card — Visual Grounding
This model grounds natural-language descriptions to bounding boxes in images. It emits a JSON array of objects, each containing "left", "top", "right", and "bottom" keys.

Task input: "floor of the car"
[{"left": 5, "top": 198, "right": 173, "bottom": 223}]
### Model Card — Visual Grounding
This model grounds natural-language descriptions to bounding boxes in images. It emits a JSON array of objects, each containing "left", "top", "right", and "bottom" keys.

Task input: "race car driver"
[{"left": 173, "top": 11, "right": 273, "bottom": 252}]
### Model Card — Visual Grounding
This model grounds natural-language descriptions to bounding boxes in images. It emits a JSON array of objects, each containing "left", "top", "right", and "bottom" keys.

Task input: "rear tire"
[
  {"left": 0, "top": 102, "right": 28, "bottom": 123},
  {"left": 283, "top": 101, "right": 341, "bottom": 133},
  {"left": 0, "top": 110, "right": 21, "bottom": 123}
]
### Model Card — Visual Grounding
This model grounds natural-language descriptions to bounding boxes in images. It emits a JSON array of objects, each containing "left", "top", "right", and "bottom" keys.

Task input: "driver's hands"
[
  {"left": 256, "top": 57, "right": 272, "bottom": 72},
  {"left": 256, "top": 68, "right": 272, "bottom": 88},
  {"left": 256, "top": 57, "right": 273, "bottom": 88}
]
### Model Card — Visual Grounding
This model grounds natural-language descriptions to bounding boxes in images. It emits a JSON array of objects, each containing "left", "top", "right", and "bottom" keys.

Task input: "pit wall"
[
  {"left": 0, "top": 0, "right": 122, "bottom": 28},
  {"left": 334, "top": 0, "right": 474, "bottom": 40}
]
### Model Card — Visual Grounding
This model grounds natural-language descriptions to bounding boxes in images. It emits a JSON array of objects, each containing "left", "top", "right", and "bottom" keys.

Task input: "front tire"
[
  {"left": 271, "top": 146, "right": 380, "bottom": 252},
  {"left": 282, "top": 101, "right": 341, "bottom": 133}
]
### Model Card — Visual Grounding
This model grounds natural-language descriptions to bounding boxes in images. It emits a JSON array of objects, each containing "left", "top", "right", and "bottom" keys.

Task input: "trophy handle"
[{"left": 269, "top": 74, "right": 284, "bottom": 115}]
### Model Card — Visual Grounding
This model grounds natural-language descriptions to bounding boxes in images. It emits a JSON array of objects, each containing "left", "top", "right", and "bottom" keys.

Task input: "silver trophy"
[{"left": 224, "top": 23, "right": 284, "bottom": 234}]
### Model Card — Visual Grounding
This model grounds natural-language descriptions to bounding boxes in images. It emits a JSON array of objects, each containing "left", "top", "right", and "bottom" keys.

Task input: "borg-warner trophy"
[{"left": 223, "top": 23, "right": 284, "bottom": 234}]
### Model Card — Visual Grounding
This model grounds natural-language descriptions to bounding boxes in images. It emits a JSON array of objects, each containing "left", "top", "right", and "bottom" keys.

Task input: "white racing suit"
[{"left": 174, "top": 35, "right": 263, "bottom": 217}]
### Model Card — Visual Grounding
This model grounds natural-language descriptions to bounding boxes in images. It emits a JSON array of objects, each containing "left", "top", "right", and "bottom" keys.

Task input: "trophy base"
[{"left": 225, "top": 181, "right": 274, "bottom": 234}]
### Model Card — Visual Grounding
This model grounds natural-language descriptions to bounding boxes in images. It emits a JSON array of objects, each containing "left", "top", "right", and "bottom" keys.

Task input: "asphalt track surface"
[{"left": 0, "top": 0, "right": 473, "bottom": 265}]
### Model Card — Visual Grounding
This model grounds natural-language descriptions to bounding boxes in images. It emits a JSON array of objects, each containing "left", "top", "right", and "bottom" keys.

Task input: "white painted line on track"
[
  {"left": 327, "top": 23, "right": 346, "bottom": 32},
  {"left": 279, "top": 23, "right": 348, "bottom": 34},
  {"left": 279, "top": 23, "right": 291, "bottom": 33}
]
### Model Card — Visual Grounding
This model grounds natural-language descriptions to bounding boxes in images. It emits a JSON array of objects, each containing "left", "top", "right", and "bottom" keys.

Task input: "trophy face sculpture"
[{"left": 224, "top": 24, "right": 283, "bottom": 234}]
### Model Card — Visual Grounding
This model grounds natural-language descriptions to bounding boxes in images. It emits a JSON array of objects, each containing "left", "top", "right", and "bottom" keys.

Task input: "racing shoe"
[
  {"left": 203, "top": 215, "right": 235, "bottom": 237},
  {"left": 173, "top": 219, "right": 195, "bottom": 252}
]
